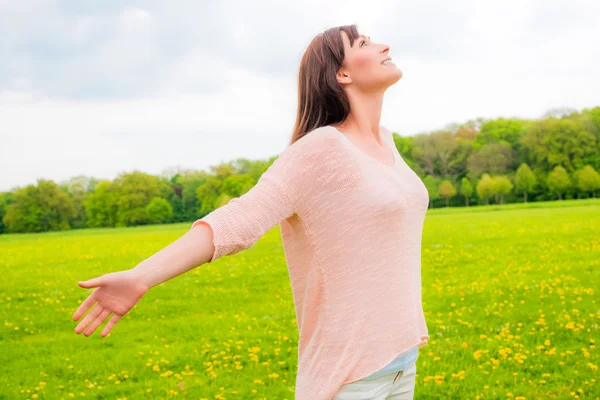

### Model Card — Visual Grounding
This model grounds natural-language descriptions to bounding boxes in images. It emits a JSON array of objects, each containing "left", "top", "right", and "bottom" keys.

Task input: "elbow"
[{"left": 191, "top": 220, "right": 218, "bottom": 263}]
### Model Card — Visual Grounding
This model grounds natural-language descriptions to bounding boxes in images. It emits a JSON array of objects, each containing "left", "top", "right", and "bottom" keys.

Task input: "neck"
[{"left": 337, "top": 89, "right": 385, "bottom": 141}]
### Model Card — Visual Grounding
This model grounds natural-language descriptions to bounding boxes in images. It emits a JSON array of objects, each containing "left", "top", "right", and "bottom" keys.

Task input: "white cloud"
[
  {"left": 1, "top": 0, "right": 599, "bottom": 191},
  {"left": 1, "top": 72, "right": 298, "bottom": 191}
]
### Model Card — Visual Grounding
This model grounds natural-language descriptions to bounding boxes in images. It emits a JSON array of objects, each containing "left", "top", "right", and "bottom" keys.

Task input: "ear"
[{"left": 336, "top": 68, "right": 352, "bottom": 85}]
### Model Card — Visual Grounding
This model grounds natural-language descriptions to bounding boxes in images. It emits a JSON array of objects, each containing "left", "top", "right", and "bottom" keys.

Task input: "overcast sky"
[{"left": 1, "top": 0, "right": 598, "bottom": 192}]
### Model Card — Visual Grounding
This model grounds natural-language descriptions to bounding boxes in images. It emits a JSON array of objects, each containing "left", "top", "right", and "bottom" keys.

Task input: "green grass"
[{"left": 1, "top": 199, "right": 599, "bottom": 399}]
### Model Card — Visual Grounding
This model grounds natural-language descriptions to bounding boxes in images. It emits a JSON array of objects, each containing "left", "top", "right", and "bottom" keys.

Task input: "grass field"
[{"left": 1, "top": 199, "right": 599, "bottom": 399}]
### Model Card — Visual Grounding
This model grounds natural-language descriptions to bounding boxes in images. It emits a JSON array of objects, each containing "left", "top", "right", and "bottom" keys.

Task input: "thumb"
[{"left": 78, "top": 276, "right": 105, "bottom": 288}]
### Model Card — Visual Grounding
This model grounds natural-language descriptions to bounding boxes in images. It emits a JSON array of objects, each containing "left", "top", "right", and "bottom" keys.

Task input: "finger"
[
  {"left": 73, "top": 293, "right": 97, "bottom": 321},
  {"left": 78, "top": 276, "right": 105, "bottom": 288},
  {"left": 84, "top": 308, "right": 111, "bottom": 337},
  {"left": 101, "top": 314, "right": 122, "bottom": 337},
  {"left": 75, "top": 304, "right": 104, "bottom": 334}
]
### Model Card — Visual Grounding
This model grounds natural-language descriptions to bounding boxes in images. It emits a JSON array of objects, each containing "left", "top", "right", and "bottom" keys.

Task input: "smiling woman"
[{"left": 73, "top": 23, "right": 430, "bottom": 400}]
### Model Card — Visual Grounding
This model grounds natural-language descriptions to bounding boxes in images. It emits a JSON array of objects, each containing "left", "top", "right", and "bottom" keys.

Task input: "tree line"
[{"left": 1, "top": 106, "right": 599, "bottom": 234}]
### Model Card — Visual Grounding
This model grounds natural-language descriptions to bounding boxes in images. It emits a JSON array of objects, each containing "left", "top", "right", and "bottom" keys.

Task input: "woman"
[{"left": 73, "top": 24, "right": 430, "bottom": 400}]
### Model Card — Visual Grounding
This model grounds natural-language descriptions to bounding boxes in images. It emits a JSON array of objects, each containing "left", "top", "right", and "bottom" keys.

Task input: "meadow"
[{"left": 1, "top": 199, "right": 599, "bottom": 399}]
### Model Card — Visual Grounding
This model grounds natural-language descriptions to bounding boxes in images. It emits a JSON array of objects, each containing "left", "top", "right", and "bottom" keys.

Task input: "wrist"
[{"left": 130, "top": 262, "right": 155, "bottom": 291}]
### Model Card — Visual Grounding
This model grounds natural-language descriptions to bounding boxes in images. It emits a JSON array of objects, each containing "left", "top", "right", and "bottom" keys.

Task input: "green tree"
[
  {"left": 146, "top": 197, "right": 173, "bottom": 224},
  {"left": 113, "top": 171, "right": 172, "bottom": 226},
  {"left": 62, "top": 175, "right": 91, "bottom": 229},
  {"left": 438, "top": 180, "right": 456, "bottom": 207},
  {"left": 459, "top": 177, "right": 473, "bottom": 206},
  {"left": 0, "top": 192, "right": 14, "bottom": 234},
  {"left": 86, "top": 177, "right": 104, "bottom": 192},
  {"left": 476, "top": 173, "right": 494, "bottom": 205},
  {"left": 216, "top": 192, "right": 234, "bottom": 208},
  {"left": 3, "top": 179, "right": 75, "bottom": 233},
  {"left": 160, "top": 169, "right": 186, "bottom": 223},
  {"left": 490, "top": 176, "right": 513, "bottom": 204},
  {"left": 514, "top": 163, "right": 537, "bottom": 203},
  {"left": 210, "top": 163, "right": 235, "bottom": 180},
  {"left": 392, "top": 133, "right": 420, "bottom": 171},
  {"left": 196, "top": 177, "right": 224, "bottom": 216},
  {"left": 422, "top": 175, "right": 439, "bottom": 209},
  {"left": 467, "top": 142, "right": 514, "bottom": 182},
  {"left": 167, "top": 191, "right": 185, "bottom": 223},
  {"left": 573, "top": 165, "right": 600, "bottom": 198},
  {"left": 179, "top": 171, "right": 210, "bottom": 221},
  {"left": 473, "top": 118, "right": 527, "bottom": 151},
  {"left": 412, "top": 130, "right": 461, "bottom": 177},
  {"left": 521, "top": 118, "right": 597, "bottom": 172},
  {"left": 570, "top": 108, "right": 598, "bottom": 139},
  {"left": 581, "top": 106, "right": 600, "bottom": 137},
  {"left": 546, "top": 166, "right": 572, "bottom": 200},
  {"left": 85, "top": 180, "right": 118, "bottom": 228},
  {"left": 221, "top": 174, "right": 257, "bottom": 198},
  {"left": 245, "top": 158, "right": 276, "bottom": 182}
]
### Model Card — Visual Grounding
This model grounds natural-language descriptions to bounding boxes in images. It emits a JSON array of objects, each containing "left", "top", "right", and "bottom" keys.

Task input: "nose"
[{"left": 381, "top": 44, "right": 390, "bottom": 55}]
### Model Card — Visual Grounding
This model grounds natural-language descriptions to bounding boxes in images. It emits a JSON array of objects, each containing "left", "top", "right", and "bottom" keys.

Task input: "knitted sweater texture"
[{"left": 191, "top": 125, "right": 430, "bottom": 399}]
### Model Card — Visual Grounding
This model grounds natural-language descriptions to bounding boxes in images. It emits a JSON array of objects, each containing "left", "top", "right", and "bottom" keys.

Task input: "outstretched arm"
[
  {"left": 72, "top": 224, "right": 215, "bottom": 337},
  {"left": 73, "top": 174, "right": 289, "bottom": 338},
  {"left": 72, "top": 128, "right": 334, "bottom": 337},
  {"left": 131, "top": 221, "right": 216, "bottom": 287}
]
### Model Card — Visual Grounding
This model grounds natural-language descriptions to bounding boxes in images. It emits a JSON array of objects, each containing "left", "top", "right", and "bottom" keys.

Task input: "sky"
[{"left": 1, "top": 0, "right": 598, "bottom": 192}]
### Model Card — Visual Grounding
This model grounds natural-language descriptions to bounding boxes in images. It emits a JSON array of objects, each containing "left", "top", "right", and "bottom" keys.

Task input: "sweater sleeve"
[{"left": 190, "top": 129, "right": 334, "bottom": 263}]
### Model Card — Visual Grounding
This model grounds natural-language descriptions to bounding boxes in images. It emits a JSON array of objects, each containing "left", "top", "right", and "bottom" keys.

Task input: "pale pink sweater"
[{"left": 191, "top": 125, "right": 430, "bottom": 399}]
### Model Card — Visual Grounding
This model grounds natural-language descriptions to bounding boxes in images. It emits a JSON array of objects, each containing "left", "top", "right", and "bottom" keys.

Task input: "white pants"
[{"left": 333, "top": 362, "right": 417, "bottom": 400}]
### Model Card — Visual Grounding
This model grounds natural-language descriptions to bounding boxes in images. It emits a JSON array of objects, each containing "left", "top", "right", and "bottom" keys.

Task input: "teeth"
[{"left": 381, "top": 60, "right": 392, "bottom": 65}]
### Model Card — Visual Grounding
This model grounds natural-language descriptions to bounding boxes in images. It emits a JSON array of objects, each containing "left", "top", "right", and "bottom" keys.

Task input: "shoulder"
[
  {"left": 270, "top": 126, "right": 342, "bottom": 170},
  {"left": 292, "top": 125, "right": 340, "bottom": 148},
  {"left": 282, "top": 126, "right": 342, "bottom": 158},
  {"left": 265, "top": 126, "right": 350, "bottom": 199}
]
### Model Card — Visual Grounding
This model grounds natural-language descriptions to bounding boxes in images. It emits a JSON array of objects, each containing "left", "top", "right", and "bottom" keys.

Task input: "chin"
[{"left": 386, "top": 70, "right": 403, "bottom": 87}]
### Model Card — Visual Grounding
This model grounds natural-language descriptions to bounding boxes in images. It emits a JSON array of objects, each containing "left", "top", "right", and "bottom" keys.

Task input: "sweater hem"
[
  {"left": 359, "top": 346, "right": 419, "bottom": 381},
  {"left": 310, "top": 337, "right": 427, "bottom": 400},
  {"left": 341, "top": 338, "right": 426, "bottom": 386}
]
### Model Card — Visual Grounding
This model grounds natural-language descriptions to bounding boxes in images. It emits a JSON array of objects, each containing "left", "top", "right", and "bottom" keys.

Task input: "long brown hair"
[{"left": 289, "top": 24, "right": 362, "bottom": 145}]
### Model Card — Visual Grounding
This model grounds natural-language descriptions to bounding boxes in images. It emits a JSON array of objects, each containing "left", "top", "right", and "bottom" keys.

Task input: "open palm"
[{"left": 72, "top": 270, "right": 149, "bottom": 337}]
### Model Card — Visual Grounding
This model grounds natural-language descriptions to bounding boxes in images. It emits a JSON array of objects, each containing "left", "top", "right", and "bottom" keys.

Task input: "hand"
[
  {"left": 417, "top": 335, "right": 429, "bottom": 347},
  {"left": 73, "top": 269, "right": 150, "bottom": 337}
]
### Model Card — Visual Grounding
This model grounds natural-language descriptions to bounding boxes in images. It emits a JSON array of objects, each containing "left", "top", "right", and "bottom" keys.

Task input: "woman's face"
[{"left": 337, "top": 30, "right": 402, "bottom": 92}]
